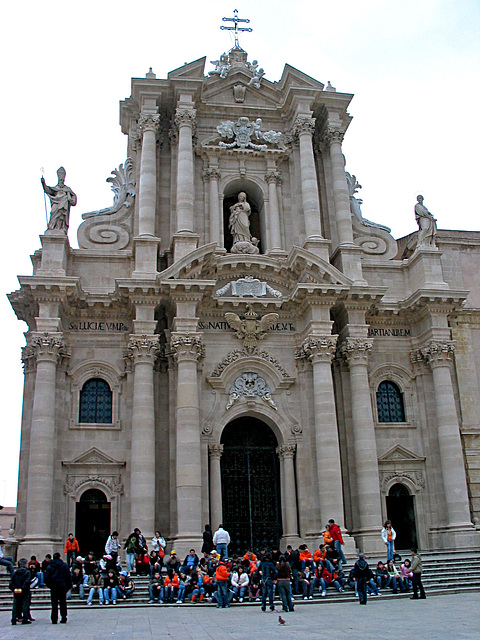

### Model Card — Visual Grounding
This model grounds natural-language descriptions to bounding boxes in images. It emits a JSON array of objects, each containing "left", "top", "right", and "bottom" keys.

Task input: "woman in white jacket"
[
  {"left": 231, "top": 566, "right": 249, "bottom": 602},
  {"left": 381, "top": 520, "right": 396, "bottom": 562}
]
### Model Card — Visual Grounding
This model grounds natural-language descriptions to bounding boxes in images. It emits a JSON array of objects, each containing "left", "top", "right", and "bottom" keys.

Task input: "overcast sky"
[{"left": 0, "top": 0, "right": 479, "bottom": 508}]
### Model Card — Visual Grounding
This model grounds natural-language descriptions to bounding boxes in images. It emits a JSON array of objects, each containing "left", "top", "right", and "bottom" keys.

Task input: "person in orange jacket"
[
  {"left": 64, "top": 533, "right": 80, "bottom": 568},
  {"left": 164, "top": 569, "right": 180, "bottom": 603},
  {"left": 215, "top": 561, "right": 231, "bottom": 608}
]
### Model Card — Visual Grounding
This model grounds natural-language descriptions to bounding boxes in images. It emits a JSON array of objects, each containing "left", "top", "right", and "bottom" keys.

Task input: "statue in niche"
[
  {"left": 415, "top": 195, "right": 437, "bottom": 247},
  {"left": 41, "top": 166, "right": 77, "bottom": 232},
  {"left": 229, "top": 191, "right": 251, "bottom": 243}
]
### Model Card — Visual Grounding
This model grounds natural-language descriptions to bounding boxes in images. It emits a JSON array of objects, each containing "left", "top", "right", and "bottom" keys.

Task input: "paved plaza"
[{"left": 0, "top": 593, "right": 479, "bottom": 640}]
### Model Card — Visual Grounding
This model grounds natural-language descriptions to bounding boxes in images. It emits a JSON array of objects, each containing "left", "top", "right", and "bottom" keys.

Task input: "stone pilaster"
[
  {"left": 265, "top": 169, "right": 282, "bottom": 252},
  {"left": 340, "top": 337, "right": 383, "bottom": 553},
  {"left": 208, "top": 444, "right": 224, "bottom": 530},
  {"left": 24, "top": 333, "right": 68, "bottom": 553},
  {"left": 276, "top": 444, "right": 300, "bottom": 544},
  {"left": 205, "top": 167, "right": 222, "bottom": 247},
  {"left": 171, "top": 334, "right": 204, "bottom": 553},
  {"left": 138, "top": 114, "right": 160, "bottom": 236},
  {"left": 175, "top": 108, "right": 196, "bottom": 234},
  {"left": 421, "top": 340, "right": 477, "bottom": 546},
  {"left": 126, "top": 335, "right": 159, "bottom": 537}
]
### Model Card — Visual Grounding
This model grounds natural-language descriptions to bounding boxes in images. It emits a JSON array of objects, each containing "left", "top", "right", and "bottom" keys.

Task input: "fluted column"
[
  {"left": 300, "top": 335, "right": 345, "bottom": 525},
  {"left": 25, "top": 334, "right": 67, "bottom": 543},
  {"left": 276, "top": 444, "right": 299, "bottom": 540},
  {"left": 292, "top": 116, "right": 323, "bottom": 239},
  {"left": 323, "top": 126, "right": 354, "bottom": 246},
  {"left": 265, "top": 169, "right": 282, "bottom": 251},
  {"left": 138, "top": 114, "right": 160, "bottom": 236},
  {"left": 208, "top": 444, "right": 224, "bottom": 530},
  {"left": 422, "top": 341, "right": 473, "bottom": 527},
  {"left": 205, "top": 167, "right": 221, "bottom": 246},
  {"left": 175, "top": 108, "right": 196, "bottom": 233},
  {"left": 340, "top": 338, "right": 382, "bottom": 549},
  {"left": 171, "top": 334, "right": 204, "bottom": 547},
  {"left": 127, "top": 335, "right": 159, "bottom": 536}
]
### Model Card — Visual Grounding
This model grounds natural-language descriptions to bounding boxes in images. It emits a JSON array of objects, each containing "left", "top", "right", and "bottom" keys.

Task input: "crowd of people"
[{"left": 4, "top": 518, "right": 426, "bottom": 624}]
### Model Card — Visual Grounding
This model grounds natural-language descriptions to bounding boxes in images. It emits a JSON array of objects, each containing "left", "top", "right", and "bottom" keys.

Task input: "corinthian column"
[
  {"left": 138, "top": 113, "right": 160, "bottom": 236},
  {"left": 340, "top": 338, "right": 382, "bottom": 552},
  {"left": 323, "top": 126, "right": 354, "bottom": 246},
  {"left": 127, "top": 335, "right": 159, "bottom": 537},
  {"left": 300, "top": 336, "right": 345, "bottom": 526},
  {"left": 422, "top": 341, "right": 474, "bottom": 532},
  {"left": 292, "top": 116, "right": 323, "bottom": 241},
  {"left": 175, "top": 108, "right": 196, "bottom": 233},
  {"left": 171, "top": 334, "right": 204, "bottom": 552},
  {"left": 25, "top": 334, "right": 67, "bottom": 547},
  {"left": 208, "top": 444, "right": 224, "bottom": 530},
  {"left": 276, "top": 444, "right": 300, "bottom": 543},
  {"left": 265, "top": 169, "right": 282, "bottom": 251}
]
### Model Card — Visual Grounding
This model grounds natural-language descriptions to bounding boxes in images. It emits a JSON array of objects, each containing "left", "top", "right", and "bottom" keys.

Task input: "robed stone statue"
[
  {"left": 228, "top": 192, "right": 259, "bottom": 254},
  {"left": 415, "top": 195, "right": 437, "bottom": 247},
  {"left": 41, "top": 167, "right": 77, "bottom": 232}
]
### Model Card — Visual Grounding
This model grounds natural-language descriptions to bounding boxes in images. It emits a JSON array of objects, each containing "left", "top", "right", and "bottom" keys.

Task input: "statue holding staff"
[{"left": 41, "top": 166, "right": 77, "bottom": 232}]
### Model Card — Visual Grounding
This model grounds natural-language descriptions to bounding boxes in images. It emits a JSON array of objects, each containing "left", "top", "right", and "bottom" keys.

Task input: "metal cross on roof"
[{"left": 221, "top": 9, "right": 252, "bottom": 48}]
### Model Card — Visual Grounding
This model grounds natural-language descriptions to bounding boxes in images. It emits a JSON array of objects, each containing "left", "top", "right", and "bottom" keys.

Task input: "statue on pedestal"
[
  {"left": 41, "top": 167, "right": 77, "bottom": 232},
  {"left": 229, "top": 192, "right": 259, "bottom": 254},
  {"left": 415, "top": 195, "right": 437, "bottom": 247}
]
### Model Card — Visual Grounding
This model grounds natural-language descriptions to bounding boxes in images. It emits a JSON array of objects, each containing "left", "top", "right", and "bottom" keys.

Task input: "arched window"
[
  {"left": 79, "top": 378, "right": 112, "bottom": 424},
  {"left": 376, "top": 381, "right": 405, "bottom": 423}
]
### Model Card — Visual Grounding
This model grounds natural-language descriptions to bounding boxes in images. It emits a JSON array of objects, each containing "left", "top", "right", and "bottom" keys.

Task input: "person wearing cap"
[
  {"left": 0, "top": 539, "right": 14, "bottom": 576},
  {"left": 352, "top": 553, "right": 373, "bottom": 605},
  {"left": 117, "top": 571, "right": 135, "bottom": 599},
  {"left": 165, "top": 550, "right": 180, "bottom": 575}
]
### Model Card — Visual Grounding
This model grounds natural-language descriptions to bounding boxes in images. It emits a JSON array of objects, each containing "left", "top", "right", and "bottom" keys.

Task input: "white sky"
[{"left": 0, "top": 0, "right": 479, "bottom": 508}]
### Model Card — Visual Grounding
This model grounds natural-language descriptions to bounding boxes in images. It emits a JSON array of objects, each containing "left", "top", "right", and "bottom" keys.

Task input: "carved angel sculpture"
[{"left": 225, "top": 305, "right": 279, "bottom": 352}]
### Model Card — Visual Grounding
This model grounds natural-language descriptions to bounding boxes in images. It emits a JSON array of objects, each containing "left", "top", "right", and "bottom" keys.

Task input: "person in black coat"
[
  {"left": 44, "top": 552, "right": 72, "bottom": 624},
  {"left": 202, "top": 524, "right": 214, "bottom": 554},
  {"left": 352, "top": 553, "right": 373, "bottom": 605},
  {"left": 9, "top": 559, "right": 33, "bottom": 625}
]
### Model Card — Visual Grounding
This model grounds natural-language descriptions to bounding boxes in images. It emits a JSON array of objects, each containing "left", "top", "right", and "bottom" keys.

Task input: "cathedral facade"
[{"left": 9, "top": 46, "right": 480, "bottom": 559}]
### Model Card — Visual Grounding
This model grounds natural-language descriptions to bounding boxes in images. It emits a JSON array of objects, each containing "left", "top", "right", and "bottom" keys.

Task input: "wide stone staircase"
[{"left": 1, "top": 551, "right": 479, "bottom": 612}]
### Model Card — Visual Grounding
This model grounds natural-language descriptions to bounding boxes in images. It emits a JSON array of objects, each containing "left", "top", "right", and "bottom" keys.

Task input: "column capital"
[
  {"left": 126, "top": 334, "right": 160, "bottom": 364},
  {"left": 30, "top": 332, "right": 68, "bottom": 364},
  {"left": 170, "top": 333, "right": 205, "bottom": 363},
  {"left": 203, "top": 167, "right": 221, "bottom": 182},
  {"left": 276, "top": 443, "right": 296, "bottom": 459},
  {"left": 339, "top": 337, "right": 373, "bottom": 366},
  {"left": 138, "top": 113, "right": 160, "bottom": 135},
  {"left": 265, "top": 169, "right": 282, "bottom": 185},
  {"left": 208, "top": 443, "right": 224, "bottom": 459},
  {"left": 297, "top": 335, "right": 338, "bottom": 362},
  {"left": 175, "top": 108, "right": 197, "bottom": 129},
  {"left": 291, "top": 115, "right": 316, "bottom": 139},
  {"left": 421, "top": 340, "right": 455, "bottom": 368},
  {"left": 322, "top": 126, "right": 345, "bottom": 146},
  {"left": 21, "top": 344, "right": 37, "bottom": 373}
]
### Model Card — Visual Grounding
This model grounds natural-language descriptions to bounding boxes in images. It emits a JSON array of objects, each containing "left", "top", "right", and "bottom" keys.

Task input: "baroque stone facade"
[{"left": 9, "top": 45, "right": 480, "bottom": 558}]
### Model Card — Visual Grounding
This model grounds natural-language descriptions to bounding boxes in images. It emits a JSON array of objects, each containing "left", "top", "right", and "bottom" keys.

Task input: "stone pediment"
[
  {"left": 168, "top": 57, "right": 206, "bottom": 80},
  {"left": 378, "top": 444, "right": 425, "bottom": 463},
  {"left": 277, "top": 64, "right": 325, "bottom": 93},
  {"left": 202, "top": 73, "right": 280, "bottom": 109},
  {"left": 62, "top": 447, "right": 125, "bottom": 468}
]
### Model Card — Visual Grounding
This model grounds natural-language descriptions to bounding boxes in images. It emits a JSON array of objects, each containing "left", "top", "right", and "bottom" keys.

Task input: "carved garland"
[
  {"left": 380, "top": 470, "right": 425, "bottom": 493},
  {"left": 211, "top": 347, "right": 290, "bottom": 379},
  {"left": 63, "top": 474, "right": 124, "bottom": 496}
]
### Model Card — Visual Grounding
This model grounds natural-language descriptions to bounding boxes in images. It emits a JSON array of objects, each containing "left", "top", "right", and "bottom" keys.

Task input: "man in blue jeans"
[
  {"left": 213, "top": 524, "right": 230, "bottom": 560},
  {"left": 259, "top": 553, "right": 277, "bottom": 611}
]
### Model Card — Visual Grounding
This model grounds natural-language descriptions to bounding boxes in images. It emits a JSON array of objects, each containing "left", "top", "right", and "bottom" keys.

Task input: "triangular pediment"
[
  {"left": 63, "top": 447, "right": 124, "bottom": 467},
  {"left": 378, "top": 444, "right": 425, "bottom": 463},
  {"left": 202, "top": 72, "right": 280, "bottom": 109},
  {"left": 168, "top": 57, "right": 206, "bottom": 80},
  {"left": 278, "top": 64, "right": 325, "bottom": 92}
]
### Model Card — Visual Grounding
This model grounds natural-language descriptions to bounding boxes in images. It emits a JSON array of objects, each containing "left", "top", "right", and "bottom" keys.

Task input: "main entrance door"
[
  {"left": 220, "top": 417, "right": 282, "bottom": 554},
  {"left": 386, "top": 483, "right": 418, "bottom": 549},
  {"left": 75, "top": 488, "right": 111, "bottom": 559}
]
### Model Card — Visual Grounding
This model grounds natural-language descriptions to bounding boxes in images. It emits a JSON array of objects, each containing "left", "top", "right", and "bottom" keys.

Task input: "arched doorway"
[
  {"left": 386, "top": 483, "right": 418, "bottom": 549},
  {"left": 75, "top": 488, "right": 111, "bottom": 559},
  {"left": 220, "top": 417, "right": 282, "bottom": 554}
]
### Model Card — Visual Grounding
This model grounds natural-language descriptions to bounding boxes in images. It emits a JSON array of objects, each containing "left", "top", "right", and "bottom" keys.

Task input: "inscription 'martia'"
[{"left": 368, "top": 328, "right": 411, "bottom": 337}]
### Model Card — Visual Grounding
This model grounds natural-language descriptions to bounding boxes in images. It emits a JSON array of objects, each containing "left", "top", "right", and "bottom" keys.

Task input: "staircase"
[{"left": 1, "top": 551, "right": 479, "bottom": 611}]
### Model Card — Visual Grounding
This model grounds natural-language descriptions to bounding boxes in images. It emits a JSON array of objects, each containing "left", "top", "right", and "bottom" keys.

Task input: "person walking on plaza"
[
  {"left": 0, "top": 539, "right": 14, "bottom": 576},
  {"left": 64, "top": 532, "right": 80, "bottom": 567},
  {"left": 9, "top": 559, "right": 33, "bottom": 625},
  {"left": 352, "top": 553, "right": 373, "bottom": 605},
  {"left": 44, "top": 552, "right": 72, "bottom": 624},
  {"left": 410, "top": 548, "right": 426, "bottom": 599},
  {"left": 213, "top": 524, "right": 230, "bottom": 560}
]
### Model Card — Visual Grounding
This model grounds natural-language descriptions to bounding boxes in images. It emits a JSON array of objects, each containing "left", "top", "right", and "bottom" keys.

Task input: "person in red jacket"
[
  {"left": 328, "top": 519, "right": 347, "bottom": 567},
  {"left": 64, "top": 534, "right": 80, "bottom": 568},
  {"left": 215, "top": 561, "right": 231, "bottom": 608}
]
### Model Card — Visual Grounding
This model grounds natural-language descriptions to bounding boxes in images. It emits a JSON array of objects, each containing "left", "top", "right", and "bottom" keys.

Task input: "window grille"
[
  {"left": 79, "top": 378, "right": 112, "bottom": 424},
  {"left": 376, "top": 380, "right": 405, "bottom": 423}
]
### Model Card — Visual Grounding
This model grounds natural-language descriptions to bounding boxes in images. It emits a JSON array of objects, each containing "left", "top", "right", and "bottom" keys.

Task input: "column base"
[
  {"left": 408, "top": 246, "right": 448, "bottom": 289},
  {"left": 172, "top": 233, "right": 200, "bottom": 262},
  {"left": 302, "top": 237, "right": 331, "bottom": 262},
  {"left": 169, "top": 535, "right": 203, "bottom": 559},
  {"left": 37, "top": 232, "right": 70, "bottom": 276},
  {"left": 349, "top": 528, "right": 386, "bottom": 555},
  {"left": 132, "top": 235, "right": 161, "bottom": 277},
  {"left": 331, "top": 244, "right": 367, "bottom": 284},
  {"left": 280, "top": 534, "right": 302, "bottom": 549},
  {"left": 19, "top": 536, "right": 63, "bottom": 561},
  {"left": 429, "top": 523, "right": 480, "bottom": 551}
]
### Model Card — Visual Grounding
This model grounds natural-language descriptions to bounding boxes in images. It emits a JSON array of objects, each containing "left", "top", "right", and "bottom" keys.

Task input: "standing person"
[
  {"left": 213, "top": 524, "right": 230, "bottom": 560},
  {"left": 105, "top": 531, "right": 121, "bottom": 565},
  {"left": 0, "top": 539, "right": 14, "bottom": 576},
  {"left": 151, "top": 531, "right": 166, "bottom": 562},
  {"left": 276, "top": 555, "right": 294, "bottom": 613},
  {"left": 9, "top": 559, "right": 33, "bottom": 625},
  {"left": 352, "top": 553, "right": 372, "bottom": 605},
  {"left": 202, "top": 524, "right": 214, "bottom": 554},
  {"left": 215, "top": 560, "right": 231, "bottom": 608},
  {"left": 44, "top": 552, "right": 72, "bottom": 624},
  {"left": 64, "top": 532, "right": 80, "bottom": 567},
  {"left": 381, "top": 520, "right": 396, "bottom": 562},
  {"left": 124, "top": 528, "right": 140, "bottom": 574},
  {"left": 328, "top": 519, "right": 347, "bottom": 567},
  {"left": 410, "top": 548, "right": 426, "bottom": 599},
  {"left": 259, "top": 553, "right": 278, "bottom": 612}
]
